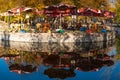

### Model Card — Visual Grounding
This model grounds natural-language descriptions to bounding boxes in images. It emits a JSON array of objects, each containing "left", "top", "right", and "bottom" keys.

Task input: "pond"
[{"left": 0, "top": 40, "right": 119, "bottom": 80}]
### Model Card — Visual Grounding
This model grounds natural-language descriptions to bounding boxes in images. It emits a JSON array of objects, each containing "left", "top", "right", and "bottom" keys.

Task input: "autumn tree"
[
  {"left": 74, "top": 0, "right": 110, "bottom": 9},
  {"left": 60, "top": 0, "right": 73, "bottom": 5},
  {"left": 0, "top": 0, "right": 17, "bottom": 12},
  {"left": 115, "top": 0, "right": 120, "bottom": 22},
  {"left": 43, "top": 0, "right": 61, "bottom": 6}
]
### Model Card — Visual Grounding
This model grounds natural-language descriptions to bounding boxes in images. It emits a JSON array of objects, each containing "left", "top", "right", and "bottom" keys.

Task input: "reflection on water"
[
  {"left": 0, "top": 40, "right": 119, "bottom": 80},
  {"left": 0, "top": 40, "right": 115, "bottom": 52}
]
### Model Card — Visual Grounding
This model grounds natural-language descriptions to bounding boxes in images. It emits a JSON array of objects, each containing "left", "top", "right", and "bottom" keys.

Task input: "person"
[
  {"left": 43, "top": 20, "right": 50, "bottom": 32},
  {"left": 36, "top": 22, "right": 42, "bottom": 32},
  {"left": 91, "top": 23, "right": 97, "bottom": 32},
  {"left": 31, "top": 21, "right": 36, "bottom": 29}
]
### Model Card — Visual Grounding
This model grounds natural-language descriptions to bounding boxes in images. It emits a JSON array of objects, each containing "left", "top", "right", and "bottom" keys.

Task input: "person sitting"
[
  {"left": 36, "top": 22, "right": 42, "bottom": 33},
  {"left": 43, "top": 20, "right": 50, "bottom": 32},
  {"left": 91, "top": 23, "right": 97, "bottom": 32},
  {"left": 67, "top": 25, "right": 75, "bottom": 31}
]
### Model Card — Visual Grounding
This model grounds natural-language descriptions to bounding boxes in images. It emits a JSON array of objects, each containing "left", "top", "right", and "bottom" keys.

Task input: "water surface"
[{"left": 0, "top": 40, "right": 119, "bottom": 80}]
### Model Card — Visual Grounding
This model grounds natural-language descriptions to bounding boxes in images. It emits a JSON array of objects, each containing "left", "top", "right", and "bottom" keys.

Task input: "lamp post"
[
  {"left": 26, "top": 14, "right": 30, "bottom": 25},
  {"left": 17, "top": 9, "right": 22, "bottom": 27},
  {"left": 59, "top": 13, "right": 62, "bottom": 29},
  {"left": 8, "top": 12, "right": 10, "bottom": 28}
]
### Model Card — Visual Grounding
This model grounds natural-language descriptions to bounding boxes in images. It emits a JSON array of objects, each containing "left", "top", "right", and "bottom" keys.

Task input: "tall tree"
[
  {"left": 115, "top": 0, "right": 120, "bottom": 22},
  {"left": 0, "top": 0, "right": 111, "bottom": 12},
  {"left": 76, "top": 0, "right": 110, "bottom": 9},
  {"left": 61, "top": 0, "right": 73, "bottom": 5},
  {"left": 43, "top": 0, "right": 61, "bottom": 6}
]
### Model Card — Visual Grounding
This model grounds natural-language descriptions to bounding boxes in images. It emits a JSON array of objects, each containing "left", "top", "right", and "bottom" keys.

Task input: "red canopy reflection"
[
  {"left": 43, "top": 52, "right": 114, "bottom": 72},
  {"left": 9, "top": 64, "right": 37, "bottom": 74}
]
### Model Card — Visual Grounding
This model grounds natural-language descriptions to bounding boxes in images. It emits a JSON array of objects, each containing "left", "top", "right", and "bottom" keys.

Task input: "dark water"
[{"left": 0, "top": 40, "right": 119, "bottom": 80}]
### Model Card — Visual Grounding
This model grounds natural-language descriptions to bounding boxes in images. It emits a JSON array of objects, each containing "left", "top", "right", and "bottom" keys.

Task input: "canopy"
[
  {"left": 35, "top": 10, "right": 44, "bottom": 15},
  {"left": 77, "top": 8, "right": 116, "bottom": 18},
  {"left": 8, "top": 7, "right": 35, "bottom": 15},
  {"left": 77, "top": 8, "right": 103, "bottom": 17},
  {"left": 104, "top": 11, "right": 116, "bottom": 18},
  {"left": 0, "top": 12, "right": 15, "bottom": 16},
  {"left": 44, "top": 3, "right": 77, "bottom": 17}
]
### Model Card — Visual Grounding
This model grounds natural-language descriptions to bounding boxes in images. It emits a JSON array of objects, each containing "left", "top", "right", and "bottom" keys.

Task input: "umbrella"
[
  {"left": 57, "top": 3, "right": 76, "bottom": 16},
  {"left": 8, "top": 7, "right": 34, "bottom": 15},
  {"left": 8, "top": 7, "right": 25, "bottom": 15},
  {"left": 44, "top": 5, "right": 58, "bottom": 17},
  {"left": 103, "top": 11, "right": 116, "bottom": 18},
  {"left": 0, "top": 12, "right": 14, "bottom": 16},
  {"left": 44, "top": 3, "right": 76, "bottom": 17},
  {"left": 77, "top": 8, "right": 103, "bottom": 17}
]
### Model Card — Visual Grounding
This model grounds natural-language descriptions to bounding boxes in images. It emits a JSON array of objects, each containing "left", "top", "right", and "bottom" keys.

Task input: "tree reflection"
[
  {"left": 0, "top": 51, "right": 46, "bottom": 74},
  {"left": 115, "top": 37, "right": 120, "bottom": 59},
  {"left": 43, "top": 51, "right": 114, "bottom": 71},
  {"left": 43, "top": 51, "right": 114, "bottom": 79},
  {"left": 0, "top": 40, "right": 116, "bottom": 78}
]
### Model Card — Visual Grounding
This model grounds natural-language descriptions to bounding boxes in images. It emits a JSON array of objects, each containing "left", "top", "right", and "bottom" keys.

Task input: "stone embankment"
[{"left": 0, "top": 31, "right": 115, "bottom": 42}]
